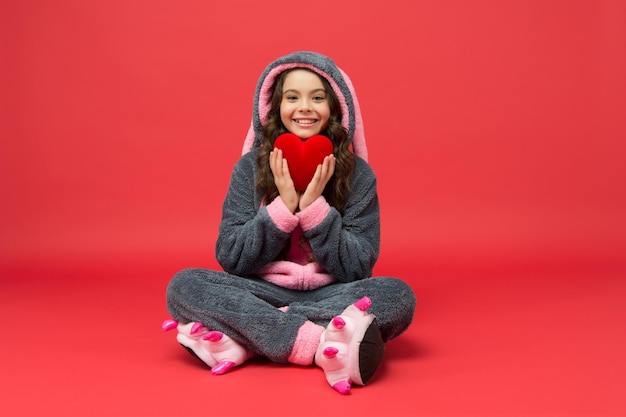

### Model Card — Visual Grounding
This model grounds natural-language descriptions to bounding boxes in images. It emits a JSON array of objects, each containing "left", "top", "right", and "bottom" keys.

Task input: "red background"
[{"left": 1, "top": 1, "right": 625, "bottom": 416}]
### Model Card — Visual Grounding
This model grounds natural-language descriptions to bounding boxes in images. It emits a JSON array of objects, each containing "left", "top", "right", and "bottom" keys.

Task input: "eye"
[
  {"left": 284, "top": 95, "right": 298, "bottom": 101},
  {"left": 313, "top": 95, "right": 326, "bottom": 102}
]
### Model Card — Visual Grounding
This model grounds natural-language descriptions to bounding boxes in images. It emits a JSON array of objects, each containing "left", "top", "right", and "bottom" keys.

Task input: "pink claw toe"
[
  {"left": 190, "top": 322, "right": 205, "bottom": 335},
  {"left": 211, "top": 360, "right": 236, "bottom": 375},
  {"left": 202, "top": 331, "right": 224, "bottom": 342},
  {"left": 332, "top": 381, "right": 351, "bottom": 395},
  {"left": 323, "top": 347, "right": 339, "bottom": 358},
  {"left": 354, "top": 296, "right": 372, "bottom": 311},
  {"left": 161, "top": 319, "right": 178, "bottom": 331},
  {"left": 332, "top": 316, "right": 346, "bottom": 329}
]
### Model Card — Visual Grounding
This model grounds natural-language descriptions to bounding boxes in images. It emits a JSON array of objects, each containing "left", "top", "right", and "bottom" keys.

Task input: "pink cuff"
[
  {"left": 296, "top": 196, "right": 330, "bottom": 231},
  {"left": 288, "top": 321, "right": 325, "bottom": 365},
  {"left": 266, "top": 197, "right": 299, "bottom": 233}
]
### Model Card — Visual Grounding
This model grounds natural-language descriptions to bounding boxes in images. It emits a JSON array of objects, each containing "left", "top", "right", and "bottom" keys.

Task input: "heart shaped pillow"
[{"left": 273, "top": 133, "right": 334, "bottom": 191}]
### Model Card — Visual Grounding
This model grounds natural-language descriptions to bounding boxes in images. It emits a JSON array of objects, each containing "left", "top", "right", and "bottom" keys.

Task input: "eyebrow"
[{"left": 283, "top": 88, "right": 327, "bottom": 95}]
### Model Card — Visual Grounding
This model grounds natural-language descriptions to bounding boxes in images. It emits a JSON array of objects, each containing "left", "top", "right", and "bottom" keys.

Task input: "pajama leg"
[
  {"left": 282, "top": 277, "right": 416, "bottom": 342},
  {"left": 166, "top": 268, "right": 313, "bottom": 363},
  {"left": 166, "top": 269, "right": 416, "bottom": 364}
]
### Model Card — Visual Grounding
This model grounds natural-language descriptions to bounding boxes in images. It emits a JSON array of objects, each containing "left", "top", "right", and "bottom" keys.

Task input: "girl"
[{"left": 163, "top": 51, "right": 416, "bottom": 395}]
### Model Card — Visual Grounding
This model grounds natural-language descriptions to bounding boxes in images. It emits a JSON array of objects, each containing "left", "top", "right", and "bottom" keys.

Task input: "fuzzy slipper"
[
  {"left": 314, "top": 296, "right": 385, "bottom": 394},
  {"left": 162, "top": 319, "right": 254, "bottom": 375}
]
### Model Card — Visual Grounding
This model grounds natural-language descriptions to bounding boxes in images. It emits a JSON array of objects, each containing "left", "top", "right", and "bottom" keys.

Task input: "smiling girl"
[{"left": 163, "top": 51, "right": 416, "bottom": 394}]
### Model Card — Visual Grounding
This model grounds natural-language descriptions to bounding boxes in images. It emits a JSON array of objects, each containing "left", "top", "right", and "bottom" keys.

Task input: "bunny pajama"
[{"left": 164, "top": 51, "right": 416, "bottom": 392}]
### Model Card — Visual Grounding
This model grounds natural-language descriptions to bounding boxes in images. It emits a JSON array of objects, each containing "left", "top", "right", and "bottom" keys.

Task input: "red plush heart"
[{"left": 273, "top": 133, "right": 334, "bottom": 191}]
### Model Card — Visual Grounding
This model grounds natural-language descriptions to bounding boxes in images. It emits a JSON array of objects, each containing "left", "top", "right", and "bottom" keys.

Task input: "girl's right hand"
[{"left": 269, "top": 148, "right": 299, "bottom": 213}]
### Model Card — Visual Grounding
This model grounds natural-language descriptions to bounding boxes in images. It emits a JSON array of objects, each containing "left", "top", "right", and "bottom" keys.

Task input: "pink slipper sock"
[
  {"left": 162, "top": 319, "right": 254, "bottom": 375},
  {"left": 314, "top": 297, "right": 385, "bottom": 394}
]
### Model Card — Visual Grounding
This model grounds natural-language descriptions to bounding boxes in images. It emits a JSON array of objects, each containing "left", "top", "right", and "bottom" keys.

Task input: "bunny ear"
[
  {"left": 241, "top": 51, "right": 368, "bottom": 162},
  {"left": 338, "top": 67, "right": 368, "bottom": 162},
  {"left": 242, "top": 120, "right": 256, "bottom": 156}
]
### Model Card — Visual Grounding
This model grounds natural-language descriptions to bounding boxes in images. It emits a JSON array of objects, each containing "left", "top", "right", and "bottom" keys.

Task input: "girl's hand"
[
  {"left": 299, "top": 154, "right": 335, "bottom": 211},
  {"left": 269, "top": 148, "right": 299, "bottom": 213}
]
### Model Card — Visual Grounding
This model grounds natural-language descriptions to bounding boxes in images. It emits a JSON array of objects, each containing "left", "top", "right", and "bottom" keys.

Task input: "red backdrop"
[{"left": 2, "top": 2, "right": 626, "bottom": 416}]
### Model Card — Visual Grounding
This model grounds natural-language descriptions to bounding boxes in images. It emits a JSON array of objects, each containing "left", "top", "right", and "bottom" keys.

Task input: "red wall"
[{"left": 2, "top": 0, "right": 625, "bottom": 275}]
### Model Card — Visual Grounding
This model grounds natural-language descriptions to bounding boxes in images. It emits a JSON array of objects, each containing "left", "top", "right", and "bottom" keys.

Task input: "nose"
[{"left": 298, "top": 100, "right": 311, "bottom": 112}]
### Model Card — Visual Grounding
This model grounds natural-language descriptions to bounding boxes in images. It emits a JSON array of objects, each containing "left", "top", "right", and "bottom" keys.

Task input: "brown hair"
[{"left": 256, "top": 68, "right": 355, "bottom": 214}]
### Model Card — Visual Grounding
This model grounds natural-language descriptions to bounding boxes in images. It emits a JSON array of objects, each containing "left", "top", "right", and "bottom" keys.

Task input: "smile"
[{"left": 293, "top": 119, "right": 317, "bottom": 125}]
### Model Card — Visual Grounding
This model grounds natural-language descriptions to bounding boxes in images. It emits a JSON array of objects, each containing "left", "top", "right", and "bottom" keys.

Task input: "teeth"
[{"left": 295, "top": 120, "right": 316, "bottom": 125}]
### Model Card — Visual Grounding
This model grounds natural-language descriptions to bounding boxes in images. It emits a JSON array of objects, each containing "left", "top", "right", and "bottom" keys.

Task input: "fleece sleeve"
[
  {"left": 298, "top": 158, "right": 381, "bottom": 283},
  {"left": 215, "top": 152, "right": 295, "bottom": 276}
]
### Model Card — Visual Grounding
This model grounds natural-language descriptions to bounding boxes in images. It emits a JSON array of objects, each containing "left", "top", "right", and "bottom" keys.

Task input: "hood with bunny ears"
[{"left": 242, "top": 51, "right": 368, "bottom": 162}]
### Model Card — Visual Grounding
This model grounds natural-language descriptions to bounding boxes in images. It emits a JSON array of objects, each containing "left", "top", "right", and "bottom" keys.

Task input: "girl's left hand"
[{"left": 299, "top": 154, "right": 335, "bottom": 211}]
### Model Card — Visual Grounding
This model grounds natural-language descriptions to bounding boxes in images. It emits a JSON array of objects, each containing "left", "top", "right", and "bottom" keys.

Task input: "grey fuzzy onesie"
[{"left": 166, "top": 51, "right": 416, "bottom": 364}]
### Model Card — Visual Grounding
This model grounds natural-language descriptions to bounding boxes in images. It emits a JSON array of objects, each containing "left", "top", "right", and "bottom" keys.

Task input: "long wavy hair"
[{"left": 256, "top": 68, "right": 355, "bottom": 214}]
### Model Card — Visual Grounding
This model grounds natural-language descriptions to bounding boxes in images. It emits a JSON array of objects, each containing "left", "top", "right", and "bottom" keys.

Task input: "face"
[{"left": 280, "top": 69, "right": 331, "bottom": 139}]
